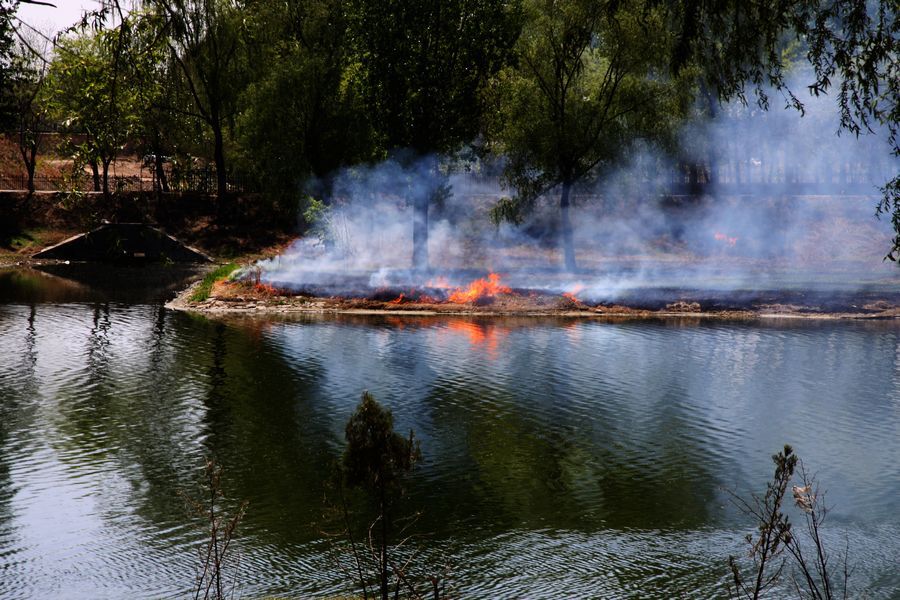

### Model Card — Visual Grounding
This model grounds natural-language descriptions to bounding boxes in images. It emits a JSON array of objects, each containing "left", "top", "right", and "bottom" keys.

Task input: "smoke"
[{"left": 256, "top": 79, "right": 899, "bottom": 303}]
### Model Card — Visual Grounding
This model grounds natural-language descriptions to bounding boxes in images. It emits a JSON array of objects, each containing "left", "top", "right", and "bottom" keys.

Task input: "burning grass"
[
  {"left": 172, "top": 265, "right": 900, "bottom": 321},
  {"left": 447, "top": 273, "right": 511, "bottom": 303},
  {"left": 171, "top": 247, "right": 900, "bottom": 321},
  {"left": 190, "top": 263, "right": 241, "bottom": 302}
]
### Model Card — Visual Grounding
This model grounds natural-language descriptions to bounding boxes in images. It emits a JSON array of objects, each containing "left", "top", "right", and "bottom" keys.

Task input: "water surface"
[{"left": 0, "top": 268, "right": 899, "bottom": 598}]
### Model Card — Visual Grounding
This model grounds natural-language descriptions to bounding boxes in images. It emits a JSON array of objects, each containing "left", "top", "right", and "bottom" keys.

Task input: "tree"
[
  {"left": 111, "top": 7, "right": 196, "bottom": 197},
  {"left": 486, "top": 0, "right": 692, "bottom": 271},
  {"left": 654, "top": 0, "right": 898, "bottom": 259},
  {"left": 8, "top": 30, "right": 50, "bottom": 195},
  {"left": 235, "top": 0, "right": 373, "bottom": 213},
  {"left": 145, "top": 0, "right": 245, "bottom": 211},
  {"left": 47, "top": 31, "right": 138, "bottom": 196},
  {"left": 343, "top": 391, "right": 421, "bottom": 600},
  {"left": 347, "top": 0, "right": 521, "bottom": 270},
  {"left": 0, "top": 0, "right": 17, "bottom": 128}
]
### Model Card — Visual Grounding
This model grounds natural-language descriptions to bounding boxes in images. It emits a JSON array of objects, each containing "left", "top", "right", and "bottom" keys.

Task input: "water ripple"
[{"left": 1, "top": 306, "right": 899, "bottom": 597}]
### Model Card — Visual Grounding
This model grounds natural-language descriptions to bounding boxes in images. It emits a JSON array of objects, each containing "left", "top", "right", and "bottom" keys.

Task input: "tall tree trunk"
[
  {"left": 26, "top": 157, "right": 35, "bottom": 195},
  {"left": 155, "top": 153, "right": 169, "bottom": 193},
  {"left": 212, "top": 120, "right": 227, "bottom": 216},
  {"left": 19, "top": 130, "right": 38, "bottom": 196},
  {"left": 412, "top": 188, "right": 429, "bottom": 271},
  {"left": 703, "top": 83, "right": 717, "bottom": 185},
  {"left": 25, "top": 143, "right": 37, "bottom": 196},
  {"left": 90, "top": 160, "right": 101, "bottom": 192},
  {"left": 560, "top": 180, "right": 576, "bottom": 272},
  {"left": 102, "top": 157, "right": 112, "bottom": 199}
]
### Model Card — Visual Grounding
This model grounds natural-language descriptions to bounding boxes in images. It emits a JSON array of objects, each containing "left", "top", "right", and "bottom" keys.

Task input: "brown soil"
[
  {"left": 0, "top": 134, "right": 77, "bottom": 183},
  {"left": 1, "top": 133, "right": 298, "bottom": 263},
  {"left": 0, "top": 134, "right": 147, "bottom": 185}
]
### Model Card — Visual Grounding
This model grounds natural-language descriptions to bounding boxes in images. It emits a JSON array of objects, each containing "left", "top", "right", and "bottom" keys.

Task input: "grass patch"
[
  {"left": 190, "top": 263, "right": 240, "bottom": 302},
  {"left": 7, "top": 232, "right": 35, "bottom": 250}
]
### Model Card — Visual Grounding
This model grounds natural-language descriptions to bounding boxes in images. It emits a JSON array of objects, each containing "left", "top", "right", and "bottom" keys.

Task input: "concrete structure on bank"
[{"left": 33, "top": 223, "right": 212, "bottom": 263}]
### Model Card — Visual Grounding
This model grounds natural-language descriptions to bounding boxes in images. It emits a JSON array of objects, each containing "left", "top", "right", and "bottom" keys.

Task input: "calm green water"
[{"left": 1, "top": 267, "right": 899, "bottom": 598}]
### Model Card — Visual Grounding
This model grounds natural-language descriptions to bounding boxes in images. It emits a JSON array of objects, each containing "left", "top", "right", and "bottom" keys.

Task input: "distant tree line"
[{"left": 0, "top": 0, "right": 896, "bottom": 268}]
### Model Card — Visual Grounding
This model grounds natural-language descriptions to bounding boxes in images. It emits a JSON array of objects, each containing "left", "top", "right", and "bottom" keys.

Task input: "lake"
[{"left": 1, "top": 266, "right": 899, "bottom": 598}]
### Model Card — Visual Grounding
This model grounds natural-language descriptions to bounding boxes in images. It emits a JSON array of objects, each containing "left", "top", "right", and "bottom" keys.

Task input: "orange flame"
[
  {"left": 714, "top": 232, "right": 738, "bottom": 246},
  {"left": 448, "top": 273, "right": 511, "bottom": 304},
  {"left": 254, "top": 282, "right": 279, "bottom": 296},
  {"left": 562, "top": 283, "right": 586, "bottom": 303},
  {"left": 389, "top": 293, "right": 405, "bottom": 304}
]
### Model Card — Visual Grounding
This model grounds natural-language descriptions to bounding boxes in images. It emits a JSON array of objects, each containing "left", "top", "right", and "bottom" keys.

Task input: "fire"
[
  {"left": 714, "top": 232, "right": 738, "bottom": 246},
  {"left": 562, "top": 283, "right": 586, "bottom": 303},
  {"left": 447, "top": 273, "right": 511, "bottom": 304},
  {"left": 254, "top": 282, "right": 279, "bottom": 296},
  {"left": 386, "top": 291, "right": 441, "bottom": 304}
]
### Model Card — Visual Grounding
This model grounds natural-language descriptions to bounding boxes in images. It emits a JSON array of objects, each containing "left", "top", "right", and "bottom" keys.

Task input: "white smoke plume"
[{"left": 256, "top": 82, "right": 899, "bottom": 304}]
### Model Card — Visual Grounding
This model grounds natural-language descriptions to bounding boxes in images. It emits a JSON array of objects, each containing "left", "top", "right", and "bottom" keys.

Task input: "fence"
[
  {"left": 0, "top": 168, "right": 256, "bottom": 194},
  {"left": 0, "top": 158, "right": 891, "bottom": 196}
]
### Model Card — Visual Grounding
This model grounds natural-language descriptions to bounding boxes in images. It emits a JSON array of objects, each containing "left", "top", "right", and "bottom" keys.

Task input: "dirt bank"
[{"left": 166, "top": 277, "right": 900, "bottom": 321}]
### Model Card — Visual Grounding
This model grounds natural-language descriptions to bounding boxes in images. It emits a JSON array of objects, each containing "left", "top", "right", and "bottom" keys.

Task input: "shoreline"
[
  {"left": 165, "top": 278, "right": 900, "bottom": 322},
  {"left": 4, "top": 257, "right": 898, "bottom": 322}
]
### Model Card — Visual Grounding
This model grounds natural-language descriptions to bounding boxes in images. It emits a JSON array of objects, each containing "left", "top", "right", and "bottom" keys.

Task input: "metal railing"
[{"left": 0, "top": 169, "right": 255, "bottom": 194}]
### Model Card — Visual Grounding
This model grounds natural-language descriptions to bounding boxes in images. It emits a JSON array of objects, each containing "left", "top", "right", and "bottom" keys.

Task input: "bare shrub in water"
[
  {"left": 728, "top": 445, "right": 797, "bottom": 599},
  {"left": 729, "top": 445, "right": 850, "bottom": 599},
  {"left": 784, "top": 463, "right": 850, "bottom": 599},
  {"left": 184, "top": 458, "right": 248, "bottom": 600}
]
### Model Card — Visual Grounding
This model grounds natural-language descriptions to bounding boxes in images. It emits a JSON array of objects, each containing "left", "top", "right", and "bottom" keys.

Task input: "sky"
[{"left": 14, "top": 0, "right": 102, "bottom": 36}]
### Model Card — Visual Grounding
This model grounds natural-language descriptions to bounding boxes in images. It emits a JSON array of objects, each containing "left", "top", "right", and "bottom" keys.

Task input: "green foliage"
[
  {"left": 4, "top": 0, "right": 897, "bottom": 256},
  {"left": 341, "top": 392, "right": 421, "bottom": 600},
  {"left": 47, "top": 30, "right": 141, "bottom": 194},
  {"left": 657, "top": 0, "right": 899, "bottom": 258},
  {"left": 0, "top": 0, "right": 16, "bottom": 129},
  {"left": 235, "top": 0, "right": 373, "bottom": 210},
  {"left": 491, "top": 0, "right": 692, "bottom": 192},
  {"left": 486, "top": 0, "right": 694, "bottom": 269},
  {"left": 345, "top": 0, "right": 521, "bottom": 268},
  {"left": 877, "top": 177, "right": 900, "bottom": 261},
  {"left": 6, "top": 30, "right": 52, "bottom": 193},
  {"left": 190, "top": 262, "right": 239, "bottom": 302},
  {"left": 141, "top": 0, "right": 248, "bottom": 202},
  {"left": 347, "top": 0, "right": 522, "bottom": 155},
  {"left": 301, "top": 195, "right": 333, "bottom": 243}
]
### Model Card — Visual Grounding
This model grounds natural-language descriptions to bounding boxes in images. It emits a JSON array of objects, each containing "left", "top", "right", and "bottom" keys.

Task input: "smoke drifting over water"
[{"left": 257, "top": 88, "right": 900, "bottom": 304}]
